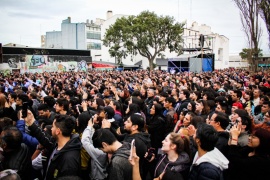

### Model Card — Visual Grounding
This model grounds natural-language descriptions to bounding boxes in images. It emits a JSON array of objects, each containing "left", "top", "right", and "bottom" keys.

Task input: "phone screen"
[{"left": 129, "top": 139, "right": 135, "bottom": 160}]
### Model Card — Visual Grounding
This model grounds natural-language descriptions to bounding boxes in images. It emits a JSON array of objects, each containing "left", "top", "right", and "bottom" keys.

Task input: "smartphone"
[
  {"left": 22, "top": 102, "right": 28, "bottom": 118},
  {"left": 145, "top": 148, "right": 155, "bottom": 161},
  {"left": 129, "top": 139, "right": 135, "bottom": 160}
]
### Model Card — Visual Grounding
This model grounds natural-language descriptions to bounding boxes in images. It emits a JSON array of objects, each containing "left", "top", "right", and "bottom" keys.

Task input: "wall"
[{"left": 0, "top": 54, "right": 90, "bottom": 73}]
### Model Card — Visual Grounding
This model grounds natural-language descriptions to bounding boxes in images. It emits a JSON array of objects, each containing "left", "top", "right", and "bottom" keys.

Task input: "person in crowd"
[
  {"left": 228, "top": 126, "right": 270, "bottom": 180},
  {"left": 195, "top": 99, "right": 210, "bottom": 121},
  {"left": 153, "top": 132, "right": 191, "bottom": 180},
  {"left": 24, "top": 111, "right": 82, "bottom": 179},
  {"left": 92, "top": 128, "right": 132, "bottom": 180},
  {"left": 0, "top": 94, "right": 17, "bottom": 123},
  {"left": 147, "top": 104, "right": 166, "bottom": 153},
  {"left": 0, "top": 126, "right": 32, "bottom": 180},
  {"left": 189, "top": 123, "right": 229, "bottom": 180},
  {"left": 81, "top": 115, "right": 108, "bottom": 180},
  {"left": 208, "top": 111, "right": 230, "bottom": 157}
]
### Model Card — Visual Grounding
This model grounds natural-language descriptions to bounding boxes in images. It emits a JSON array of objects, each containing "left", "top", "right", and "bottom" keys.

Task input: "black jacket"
[
  {"left": 215, "top": 131, "right": 229, "bottom": 157},
  {"left": 29, "top": 123, "right": 82, "bottom": 180},
  {"left": 2, "top": 143, "right": 32, "bottom": 180},
  {"left": 227, "top": 145, "right": 270, "bottom": 180},
  {"left": 189, "top": 162, "right": 223, "bottom": 180},
  {"left": 45, "top": 134, "right": 82, "bottom": 180}
]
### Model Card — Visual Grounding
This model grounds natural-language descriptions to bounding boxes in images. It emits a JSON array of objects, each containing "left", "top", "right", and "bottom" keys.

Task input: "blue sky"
[{"left": 0, "top": 0, "right": 269, "bottom": 54}]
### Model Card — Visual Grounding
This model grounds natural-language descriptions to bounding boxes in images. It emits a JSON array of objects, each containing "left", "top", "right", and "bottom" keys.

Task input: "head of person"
[
  {"left": 16, "top": 94, "right": 29, "bottom": 106},
  {"left": 43, "top": 95, "right": 56, "bottom": 108},
  {"left": 231, "top": 90, "right": 242, "bottom": 102},
  {"left": 55, "top": 98, "right": 69, "bottom": 113},
  {"left": 7, "top": 93, "right": 17, "bottom": 103},
  {"left": 124, "top": 113, "right": 145, "bottom": 133},
  {"left": 263, "top": 110, "right": 270, "bottom": 125},
  {"left": 0, "top": 126, "right": 22, "bottom": 151},
  {"left": 77, "top": 112, "right": 91, "bottom": 134},
  {"left": 150, "top": 103, "right": 164, "bottom": 117},
  {"left": 209, "top": 111, "right": 230, "bottom": 131},
  {"left": 194, "top": 123, "right": 218, "bottom": 152},
  {"left": 179, "top": 108, "right": 189, "bottom": 122},
  {"left": 179, "top": 89, "right": 190, "bottom": 101},
  {"left": 92, "top": 128, "right": 118, "bottom": 153},
  {"left": 189, "top": 91, "right": 201, "bottom": 101},
  {"left": 261, "top": 101, "right": 270, "bottom": 114},
  {"left": 51, "top": 115, "right": 75, "bottom": 139},
  {"left": 126, "top": 103, "right": 140, "bottom": 116},
  {"left": 38, "top": 104, "right": 51, "bottom": 119},
  {"left": 159, "top": 92, "right": 168, "bottom": 103},
  {"left": 161, "top": 132, "right": 190, "bottom": 156},
  {"left": 251, "top": 128, "right": 270, "bottom": 156},
  {"left": 103, "top": 106, "right": 115, "bottom": 120},
  {"left": 187, "top": 101, "right": 196, "bottom": 113},
  {"left": 164, "top": 97, "right": 176, "bottom": 109},
  {"left": 183, "top": 112, "right": 195, "bottom": 127}
]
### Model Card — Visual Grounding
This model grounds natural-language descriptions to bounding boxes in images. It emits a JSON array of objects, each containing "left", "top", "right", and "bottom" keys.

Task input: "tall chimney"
[{"left": 107, "top": 10, "right": 113, "bottom": 20}]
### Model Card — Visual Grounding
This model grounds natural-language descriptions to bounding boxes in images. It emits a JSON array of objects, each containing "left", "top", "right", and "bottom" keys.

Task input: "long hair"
[{"left": 169, "top": 132, "right": 191, "bottom": 158}]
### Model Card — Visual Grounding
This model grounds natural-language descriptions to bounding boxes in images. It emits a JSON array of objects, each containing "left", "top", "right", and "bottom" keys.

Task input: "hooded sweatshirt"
[
  {"left": 45, "top": 134, "right": 82, "bottom": 180},
  {"left": 154, "top": 152, "right": 190, "bottom": 180},
  {"left": 108, "top": 142, "right": 132, "bottom": 180},
  {"left": 189, "top": 148, "right": 229, "bottom": 180},
  {"left": 81, "top": 126, "right": 108, "bottom": 180}
]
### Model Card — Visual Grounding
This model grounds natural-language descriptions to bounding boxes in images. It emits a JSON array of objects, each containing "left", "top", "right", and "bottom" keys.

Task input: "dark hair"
[
  {"left": 17, "top": 94, "right": 29, "bottom": 103},
  {"left": 54, "top": 115, "right": 75, "bottom": 137},
  {"left": 130, "top": 113, "right": 145, "bottom": 132},
  {"left": 165, "top": 97, "right": 176, "bottom": 107},
  {"left": 254, "top": 128, "right": 270, "bottom": 156},
  {"left": 44, "top": 96, "right": 56, "bottom": 108},
  {"left": 77, "top": 112, "right": 91, "bottom": 134},
  {"left": 190, "top": 116, "right": 204, "bottom": 128},
  {"left": 38, "top": 103, "right": 50, "bottom": 111},
  {"left": 213, "top": 111, "right": 230, "bottom": 130},
  {"left": 127, "top": 103, "right": 141, "bottom": 116},
  {"left": 233, "top": 90, "right": 242, "bottom": 99},
  {"left": 1, "top": 126, "right": 22, "bottom": 149},
  {"left": 196, "top": 123, "right": 218, "bottom": 151},
  {"left": 92, "top": 128, "right": 117, "bottom": 149},
  {"left": 181, "top": 89, "right": 190, "bottom": 99},
  {"left": 56, "top": 98, "right": 69, "bottom": 111}
]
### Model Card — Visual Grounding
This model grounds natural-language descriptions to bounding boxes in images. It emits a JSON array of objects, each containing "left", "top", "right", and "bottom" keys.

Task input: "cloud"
[{"left": 8, "top": 12, "right": 53, "bottom": 19}]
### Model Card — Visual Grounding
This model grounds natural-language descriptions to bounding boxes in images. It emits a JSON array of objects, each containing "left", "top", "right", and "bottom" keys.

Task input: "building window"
[
  {"left": 87, "top": 32, "right": 101, "bottom": 40},
  {"left": 87, "top": 42, "right": 101, "bottom": 50}
]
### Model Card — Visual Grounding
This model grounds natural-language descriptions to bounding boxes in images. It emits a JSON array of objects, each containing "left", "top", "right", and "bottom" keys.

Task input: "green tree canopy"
[
  {"left": 103, "top": 11, "right": 185, "bottom": 70},
  {"left": 239, "top": 48, "right": 263, "bottom": 59}
]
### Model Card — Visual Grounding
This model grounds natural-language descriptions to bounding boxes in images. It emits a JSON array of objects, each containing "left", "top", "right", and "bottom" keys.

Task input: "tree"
[
  {"left": 239, "top": 48, "right": 263, "bottom": 59},
  {"left": 259, "top": 0, "right": 270, "bottom": 48},
  {"left": 233, "top": 0, "right": 263, "bottom": 71},
  {"left": 103, "top": 11, "right": 185, "bottom": 71}
]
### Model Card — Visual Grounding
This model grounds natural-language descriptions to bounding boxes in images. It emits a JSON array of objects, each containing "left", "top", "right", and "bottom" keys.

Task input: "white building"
[
  {"left": 44, "top": 12, "right": 230, "bottom": 70},
  {"left": 45, "top": 17, "right": 104, "bottom": 61},
  {"left": 101, "top": 14, "right": 230, "bottom": 70},
  {"left": 229, "top": 54, "right": 249, "bottom": 69}
]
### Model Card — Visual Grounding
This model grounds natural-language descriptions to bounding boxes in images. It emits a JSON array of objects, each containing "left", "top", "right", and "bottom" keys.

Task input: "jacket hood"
[
  {"left": 130, "top": 132, "right": 151, "bottom": 147},
  {"left": 169, "top": 151, "right": 190, "bottom": 166},
  {"left": 58, "top": 133, "right": 82, "bottom": 153},
  {"left": 192, "top": 148, "right": 229, "bottom": 171},
  {"left": 112, "top": 142, "right": 130, "bottom": 159}
]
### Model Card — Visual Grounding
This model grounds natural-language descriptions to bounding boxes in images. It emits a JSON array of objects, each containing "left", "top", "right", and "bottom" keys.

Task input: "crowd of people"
[{"left": 0, "top": 69, "right": 269, "bottom": 180}]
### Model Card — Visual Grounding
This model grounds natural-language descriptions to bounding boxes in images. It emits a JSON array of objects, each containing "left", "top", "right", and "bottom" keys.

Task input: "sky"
[{"left": 0, "top": 0, "right": 269, "bottom": 55}]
